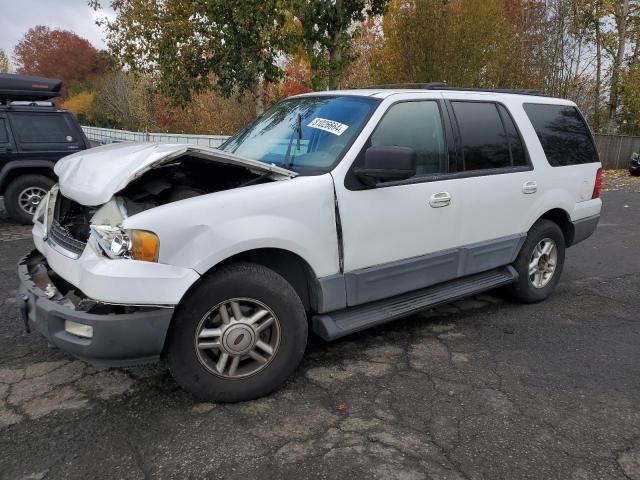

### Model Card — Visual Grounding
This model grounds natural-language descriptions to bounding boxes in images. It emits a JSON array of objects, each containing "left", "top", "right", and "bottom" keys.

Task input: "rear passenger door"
[{"left": 445, "top": 98, "right": 536, "bottom": 272}]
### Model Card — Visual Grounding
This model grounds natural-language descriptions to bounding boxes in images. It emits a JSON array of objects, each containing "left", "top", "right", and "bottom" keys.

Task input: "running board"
[{"left": 312, "top": 266, "right": 518, "bottom": 341}]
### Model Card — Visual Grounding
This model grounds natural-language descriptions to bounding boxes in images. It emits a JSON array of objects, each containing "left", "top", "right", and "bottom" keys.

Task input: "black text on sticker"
[{"left": 307, "top": 118, "right": 349, "bottom": 136}]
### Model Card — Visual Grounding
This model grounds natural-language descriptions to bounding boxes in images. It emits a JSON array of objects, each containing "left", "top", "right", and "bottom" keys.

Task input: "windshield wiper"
[{"left": 282, "top": 113, "right": 302, "bottom": 170}]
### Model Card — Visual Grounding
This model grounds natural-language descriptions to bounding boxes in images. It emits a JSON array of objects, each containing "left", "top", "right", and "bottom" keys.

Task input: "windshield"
[{"left": 222, "top": 95, "right": 379, "bottom": 174}]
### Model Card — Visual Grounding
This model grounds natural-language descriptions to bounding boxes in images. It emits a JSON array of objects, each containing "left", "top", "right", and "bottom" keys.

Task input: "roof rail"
[
  {"left": 366, "top": 82, "right": 449, "bottom": 89},
  {"left": 365, "top": 82, "right": 545, "bottom": 96},
  {"left": 439, "top": 87, "right": 545, "bottom": 96}
]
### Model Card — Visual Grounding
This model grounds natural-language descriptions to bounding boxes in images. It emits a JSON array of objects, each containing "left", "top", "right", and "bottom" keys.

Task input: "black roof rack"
[
  {"left": 0, "top": 73, "right": 62, "bottom": 103},
  {"left": 367, "top": 82, "right": 449, "bottom": 89},
  {"left": 366, "top": 82, "right": 545, "bottom": 96}
]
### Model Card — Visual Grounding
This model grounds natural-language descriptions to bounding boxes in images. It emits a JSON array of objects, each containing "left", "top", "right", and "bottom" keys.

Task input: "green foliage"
[
  {"left": 94, "top": 0, "right": 287, "bottom": 109},
  {"left": 372, "top": 0, "right": 547, "bottom": 90},
  {"left": 289, "top": 0, "right": 389, "bottom": 89}
]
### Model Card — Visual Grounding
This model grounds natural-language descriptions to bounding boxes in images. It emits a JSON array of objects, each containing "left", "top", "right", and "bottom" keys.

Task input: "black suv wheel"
[{"left": 4, "top": 174, "right": 54, "bottom": 224}]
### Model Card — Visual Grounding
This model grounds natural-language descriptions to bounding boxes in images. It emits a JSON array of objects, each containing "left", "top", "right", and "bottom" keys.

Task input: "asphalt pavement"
[{"left": 0, "top": 189, "right": 639, "bottom": 480}]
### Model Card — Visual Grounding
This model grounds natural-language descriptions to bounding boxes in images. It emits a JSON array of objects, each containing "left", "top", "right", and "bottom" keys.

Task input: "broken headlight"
[{"left": 90, "top": 225, "right": 160, "bottom": 262}]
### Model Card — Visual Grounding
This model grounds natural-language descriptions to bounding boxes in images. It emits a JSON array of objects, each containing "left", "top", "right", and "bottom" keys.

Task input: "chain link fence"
[{"left": 81, "top": 126, "right": 229, "bottom": 149}]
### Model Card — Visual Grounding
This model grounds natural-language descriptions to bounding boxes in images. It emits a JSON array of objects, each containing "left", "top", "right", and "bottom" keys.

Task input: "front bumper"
[
  {"left": 18, "top": 250, "right": 174, "bottom": 367},
  {"left": 629, "top": 163, "right": 640, "bottom": 174}
]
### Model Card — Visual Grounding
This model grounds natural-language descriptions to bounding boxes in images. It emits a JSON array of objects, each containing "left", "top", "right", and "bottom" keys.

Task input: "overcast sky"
[{"left": 0, "top": 0, "right": 115, "bottom": 68}]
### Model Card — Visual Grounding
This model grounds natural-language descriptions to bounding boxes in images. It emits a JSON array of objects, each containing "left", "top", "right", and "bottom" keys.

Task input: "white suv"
[{"left": 18, "top": 85, "right": 602, "bottom": 402}]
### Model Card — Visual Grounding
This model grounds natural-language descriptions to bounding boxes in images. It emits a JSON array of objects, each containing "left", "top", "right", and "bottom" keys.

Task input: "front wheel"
[
  {"left": 165, "top": 262, "right": 308, "bottom": 402},
  {"left": 509, "top": 219, "right": 566, "bottom": 303}
]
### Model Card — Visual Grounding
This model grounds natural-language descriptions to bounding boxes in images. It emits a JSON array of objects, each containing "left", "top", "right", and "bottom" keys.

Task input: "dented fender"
[{"left": 121, "top": 174, "right": 341, "bottom": 278}]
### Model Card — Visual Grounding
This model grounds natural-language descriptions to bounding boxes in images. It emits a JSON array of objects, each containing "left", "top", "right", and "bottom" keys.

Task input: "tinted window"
[
  {"left": 452, "top": 102, "right": 511, "bottom": 171},
  {"left": 523, "top": 104, "right": 598, "bottom": 166},
  {"left": 370, "top": 101, "right": 447, "bottom": 176},
  {"left": 498, "top": 105, "right": 527, "bottom": 167},
  {"left": 10, "top": 113, "right": 76, "bottom": 144},
  {"left": 0, "top": 119, "right": 7, "bottom": 143}
]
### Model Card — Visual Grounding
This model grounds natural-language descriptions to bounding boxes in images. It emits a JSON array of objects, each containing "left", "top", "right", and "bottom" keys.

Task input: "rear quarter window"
[
  {"left": 11, "top": 113, "right": 78, "bottom": 144},
  {"left": 523, "top": 103, "right": 598, "bottom": 166}
]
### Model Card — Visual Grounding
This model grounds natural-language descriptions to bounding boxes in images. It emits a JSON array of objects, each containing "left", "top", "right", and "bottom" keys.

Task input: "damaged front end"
[
  {"left": 44, "top": 143, "right": 295, "bottom": 262},
  {"left": 17, "top": 250, "right": 174, "bottom": 366},
  {"left": 21, "top": 143, "right": 292, "bottom": 365}
]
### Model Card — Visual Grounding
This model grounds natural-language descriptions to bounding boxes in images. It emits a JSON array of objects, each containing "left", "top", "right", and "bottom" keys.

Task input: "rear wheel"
[
  {"left": 4, "top": 174, "right": 54, "bottom": 224},
  {"left": 509, "top": 219, "right": 565, "bottom": 303},
  {"left": 166, "top": 262, "right": 308, "bottom": 402}
]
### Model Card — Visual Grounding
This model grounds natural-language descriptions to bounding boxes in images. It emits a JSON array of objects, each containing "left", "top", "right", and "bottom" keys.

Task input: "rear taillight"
[{"left": 592, "top": 168, "right": 603, "bottom": 199}]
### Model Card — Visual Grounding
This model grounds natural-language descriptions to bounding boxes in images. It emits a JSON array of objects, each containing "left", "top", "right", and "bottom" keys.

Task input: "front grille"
[{"left": 48, "top": 219, "right": 86, "bottom": 256}]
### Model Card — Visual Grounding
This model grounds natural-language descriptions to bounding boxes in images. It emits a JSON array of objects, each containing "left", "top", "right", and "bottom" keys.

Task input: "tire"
[
  {"left": 165, "top": 262, "right": 308, "bottom": 402},
  {"left": 508, "top": 219, "right": 566, "bottom": 303},
  {"left": 4, "top": 174, "right": 54, "bottom": 224}
]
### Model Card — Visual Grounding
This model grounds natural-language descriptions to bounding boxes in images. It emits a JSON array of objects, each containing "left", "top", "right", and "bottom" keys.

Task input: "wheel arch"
[
  {"left": 183, "top": 248, "right": 321, "bottom": 314},
  {"left": 534, "top": 208, "right": 575, "bottom": 246},
  {"left": 0, "top": 161, "right": 56, "bottom": 194}
]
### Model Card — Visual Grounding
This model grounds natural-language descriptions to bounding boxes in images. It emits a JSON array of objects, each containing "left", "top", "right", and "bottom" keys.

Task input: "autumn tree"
[
  {"left": 289, "top": 0, "right": 389, "bottom": 90},
  {"left": 13, "top": 26, "right": 107, "bottom": 97},
  {"left": 373, "top": 0, "right": 519, "bottom": 88},
  {"left": 61, "top": 91, "right": 95, "bottom": 124},
  {"left": 341, "top": 18, "right": 384, "bottom": 88},
  {"left": 602, "top": 0, "right": 639, "bottom": 132},
  {"left": 90, "top": 70, "right": 149, "bottom": 130},
  {"left": 92, "top": 0, "right": 287, "bottom": 115},
  {"left": 0, "top": 50, "right": 9, "bottom": 73}
]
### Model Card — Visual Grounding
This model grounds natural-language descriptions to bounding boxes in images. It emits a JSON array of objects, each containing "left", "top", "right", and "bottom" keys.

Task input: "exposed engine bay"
[
  {"left": 118, "top": 155, "right": 271, "bottom": 216},
  {"left": 55, "top": 154, "right": 274, "bottom": 241}
]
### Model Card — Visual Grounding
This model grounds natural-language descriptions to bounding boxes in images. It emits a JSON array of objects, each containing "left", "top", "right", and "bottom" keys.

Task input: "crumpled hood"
[{"left": 54, "top": 142, "right": 296, "bottom": 206}]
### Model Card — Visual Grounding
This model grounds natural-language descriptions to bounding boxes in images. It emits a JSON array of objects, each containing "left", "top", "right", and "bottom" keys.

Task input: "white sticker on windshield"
[{"left": 307, "top": 117, "right": 349, "bottom": 136}]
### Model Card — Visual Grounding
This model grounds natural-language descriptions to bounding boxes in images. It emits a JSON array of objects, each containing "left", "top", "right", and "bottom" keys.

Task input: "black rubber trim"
[
  {"left": 570, "top": 214, "right": 600, "bottom": 246},
  {"left": 312, "top": 266, "right": 518, "bottom": 341}
]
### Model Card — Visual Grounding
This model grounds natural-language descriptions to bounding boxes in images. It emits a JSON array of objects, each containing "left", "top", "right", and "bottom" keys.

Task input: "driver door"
[{"left": 334, "top": 98, "right": 465, "bottom": 306}]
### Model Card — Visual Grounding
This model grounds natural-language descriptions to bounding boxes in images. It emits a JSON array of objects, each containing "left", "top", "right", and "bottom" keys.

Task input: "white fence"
[{"left": 81, "top": 126, "right": 230, "bottom": 149}]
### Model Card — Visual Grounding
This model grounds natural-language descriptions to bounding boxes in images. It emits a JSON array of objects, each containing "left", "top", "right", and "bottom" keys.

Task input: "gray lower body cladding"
[
  {"left": 570, "top": 214, "right": 600, "bottom": 246},
  {"left": 17, "top": 250, "right": 174, "bottom": 367},
  {"left": 313, "top": 266, "right": 518, "bottom": 341},
  {"left": 316, "top": 233, "right": 526, "bottom": 312}
]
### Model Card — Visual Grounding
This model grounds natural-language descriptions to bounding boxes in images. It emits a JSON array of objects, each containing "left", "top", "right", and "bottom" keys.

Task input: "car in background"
[
  {"left": 630, "top": 152, "right": 640, "bottom": 176},
  {"left": 0, "top": 73, "right": 90, "bottom": 223}
]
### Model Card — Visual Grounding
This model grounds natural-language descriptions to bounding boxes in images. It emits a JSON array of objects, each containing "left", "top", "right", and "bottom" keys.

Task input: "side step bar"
[{"left": 312, "top": 266, "right": 518, "bottom": 341}]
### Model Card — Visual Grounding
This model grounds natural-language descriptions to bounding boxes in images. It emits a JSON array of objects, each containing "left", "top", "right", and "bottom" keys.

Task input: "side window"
[
  {"left": 10, "top": 113, "right": 78, "bottom": 146},
  {"left": 451, "top": 101, "right": 513, "bottom": 171},
  {"left": 523, "top": 103, "right": 598, "bottom": 166},
  {"left": 0, "top": 119, "right": 7, "bottom": 143},
  {"left": 497, "top": 105, "right": 527, "bottom": 167},
  {"left": 370, "top": 101, "right": 447, "bottom": 176}
]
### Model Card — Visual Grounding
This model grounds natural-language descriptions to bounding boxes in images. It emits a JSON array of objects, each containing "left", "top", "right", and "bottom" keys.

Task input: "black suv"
[{"left": 0, "top": 73, "right": 90, "bottom": 223}]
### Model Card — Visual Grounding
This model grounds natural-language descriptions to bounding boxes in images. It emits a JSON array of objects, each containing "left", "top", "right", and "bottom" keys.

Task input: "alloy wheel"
[
  {"left": 528, "top": 237, "right": 558, "bottom": 288},
  {"left": 194, "top": 298, "right": 281, "bottom": 379},
  {"left": 18, "top": 186, "right": 48, "bottom": 216}
]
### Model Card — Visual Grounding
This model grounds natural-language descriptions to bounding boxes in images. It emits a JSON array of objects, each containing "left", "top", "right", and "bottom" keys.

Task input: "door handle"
[
  {"left": 429, "top": 192, "right": 451, "bottom": 208},
  {"left": 523, "top": 181, "right": 538, "bottom": 194}
]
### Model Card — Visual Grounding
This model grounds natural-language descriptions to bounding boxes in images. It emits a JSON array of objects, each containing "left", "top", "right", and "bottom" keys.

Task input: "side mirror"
[{"left": 355, "top": 146, "right": 417, "bottom": 186}]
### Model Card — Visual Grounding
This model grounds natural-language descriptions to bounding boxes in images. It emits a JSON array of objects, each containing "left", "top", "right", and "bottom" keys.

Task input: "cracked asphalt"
[{"left": 0, "top": 186, "right": 639, "bottom": 480}]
